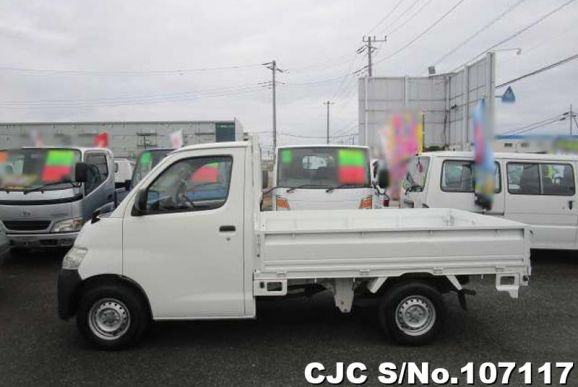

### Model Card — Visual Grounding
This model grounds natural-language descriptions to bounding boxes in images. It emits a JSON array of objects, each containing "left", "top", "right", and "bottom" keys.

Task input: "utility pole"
[
  {"left": 263, "top": 61, "right": 284, "bottom": 150},
  {"left": 358, "top": 36, "right": 387, "bottom": 77},
  {"left": 324, "top": 101, "right": 334, "bottom": 144}
]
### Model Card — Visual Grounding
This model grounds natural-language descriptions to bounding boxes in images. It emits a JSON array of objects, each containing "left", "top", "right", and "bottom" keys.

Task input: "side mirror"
[
  {"left": 377, "top": 169, "right": 390, "bottom": 189},
  {"left": 75, "top": 162, "right": 88, "bottom": 183},
  {"left": 132, "top": 189, "right": 148, "bottom": 216},
  {"left": 262, "top": 170, "right": 269, "bottom": 190},
  {"left": 124, "top": 179, "right": 132, "bottom": 191}
]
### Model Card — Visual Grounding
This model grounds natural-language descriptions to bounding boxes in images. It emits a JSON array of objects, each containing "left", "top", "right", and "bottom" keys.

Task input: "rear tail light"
[
  {"left": 382, "top": 197, "right": 390, "bottom": 207},
  {"left": 275, "top": 196, "right": 290, "bottom": 210},
  {"left": 359, "top": 196, "right": 373, "bottom": 209}
]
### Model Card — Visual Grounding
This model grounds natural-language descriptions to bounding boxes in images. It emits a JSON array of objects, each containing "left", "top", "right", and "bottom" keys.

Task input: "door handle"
[
  {"left": 219, "top": 225, "right": 236, "bottom": 232},
  {"left": 569, "top": 200, "right": 574, "bottom": 210}
]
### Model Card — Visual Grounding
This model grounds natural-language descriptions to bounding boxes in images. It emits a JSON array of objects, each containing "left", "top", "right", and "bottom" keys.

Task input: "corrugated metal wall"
[{"left": 359, "top": 54, "right": 494, "bottom": 154}]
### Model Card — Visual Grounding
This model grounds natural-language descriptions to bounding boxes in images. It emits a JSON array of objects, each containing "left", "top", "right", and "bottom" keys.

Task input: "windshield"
[
  {"left": 0, "top": 148, "right": 81, "bottom": 191},
  {"left": 402, "top": 156, "right": 430, "bottom": 192},
  {"left": 277, "top": 147, "right": 370, "bottom": 188},
  {"left": 132, "top": 149, "right": 172, "bottom": 187}
]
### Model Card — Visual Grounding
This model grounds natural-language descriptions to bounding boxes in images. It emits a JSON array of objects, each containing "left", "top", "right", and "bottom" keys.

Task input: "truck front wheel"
[
  {"left": 378, "top": 281, "right": 445, "bottom": 345},
  {"left": 76, "top": 284, "right": 149, "bottom": 350}
]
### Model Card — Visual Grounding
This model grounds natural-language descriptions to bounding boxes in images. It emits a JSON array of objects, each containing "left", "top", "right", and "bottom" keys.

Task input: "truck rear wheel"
[
  {"left": 76, "top": 283, "right": 149, "bottom": 350},
  {"left": 378, "top": 281, "right": 445, "bottom": 345}
]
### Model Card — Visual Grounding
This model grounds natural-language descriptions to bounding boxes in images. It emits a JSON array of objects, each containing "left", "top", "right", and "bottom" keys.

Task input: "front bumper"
[
  {"left": 57, "top": 269, "right": 82, "bottom": 320},
  {"left": 7, "top": 231, "right": 78, "bottom": 248}
]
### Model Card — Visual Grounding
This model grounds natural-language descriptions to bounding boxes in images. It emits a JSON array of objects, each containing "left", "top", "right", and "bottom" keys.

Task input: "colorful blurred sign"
[
  {"left": 472, "top": 98, "right": 495, "bottom": 210},
  {"left": 170, "top": 129, "right": 184, "bottom": 148},
  {"left": 281, "top": 149, "right": 292, "bottom": 164},
  {"left": 192, "top": 162, "right": 219, "bottom": 183},
  {"left": 337, "top": 149, "right": 366, "bottom": 185},
  {"left": 42, "top": 150, "right": 75, "bottom": 182},
  {"left": 379, "top": 112, "right": 424, "bottom": 199},
  {"left": 94, "top": 132, "right": 109, "bottom": 148}
]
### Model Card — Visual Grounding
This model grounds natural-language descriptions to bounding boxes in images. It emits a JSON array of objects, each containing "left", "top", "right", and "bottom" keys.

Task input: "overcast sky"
[{"left": 1, "top": 0, "right": 577, "bottom": 150}]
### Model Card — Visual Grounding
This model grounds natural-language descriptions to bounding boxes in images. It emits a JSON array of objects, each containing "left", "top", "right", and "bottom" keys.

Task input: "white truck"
[
  {"left": 272, "top": 145, "right": 384, "bottom": 210},
  {"left": 58, "top": 140, "right": 531, "bottom": 349}
]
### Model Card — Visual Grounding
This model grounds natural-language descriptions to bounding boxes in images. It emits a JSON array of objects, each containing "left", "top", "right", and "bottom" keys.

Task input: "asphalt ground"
[{"left": 0, "top": 249, "right": 576, "bottom": 386}]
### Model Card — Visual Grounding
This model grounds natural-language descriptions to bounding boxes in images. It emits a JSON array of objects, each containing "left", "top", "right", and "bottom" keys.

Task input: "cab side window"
[
  {"left": 145, "top": 156, "right": 232, "bottom": 214},
  {"left": 507, "top": 162, "right": 575, "bottom": 196},
  {"left": 441, "top": 160, "right": 474, "bottom": 192},
  {"left": 441, "top": 160, "right": 501, "bottom": 193},
  {"left": 541, "top": 164, "right": 575, "bottom": 195},
  {"left": 507, "top": 163, "right": 539, "bottom": 195},
  {"left": 85, "top": 153, "right": 108, "bottom": 194}
]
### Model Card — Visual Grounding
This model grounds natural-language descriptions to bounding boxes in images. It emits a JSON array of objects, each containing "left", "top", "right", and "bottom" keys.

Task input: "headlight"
[
  {"left": 62, "top": 247, "right": 88, "bottom": 270},
  {"left": 52, "top": 217, "right": 84, "bottom": 233}
]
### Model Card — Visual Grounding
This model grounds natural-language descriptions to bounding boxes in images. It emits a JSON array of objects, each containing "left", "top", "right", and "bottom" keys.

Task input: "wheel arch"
[
  {"left": 370, "top": 272, "right": 468, "bottom": 296},
  {"left": 73, "top": 274, "right": 153, "bottom": 319}
]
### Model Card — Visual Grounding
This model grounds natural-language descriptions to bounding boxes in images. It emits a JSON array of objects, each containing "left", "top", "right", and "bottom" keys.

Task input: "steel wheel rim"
[
  {"left": 88, "top": 298, "right": 131, "bottom": 341},
  {"left": 395, "top": 295, "right": 436, "bottom": 336}
]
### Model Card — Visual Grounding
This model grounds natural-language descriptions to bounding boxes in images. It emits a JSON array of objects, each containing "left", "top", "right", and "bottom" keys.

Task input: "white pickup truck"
[{"left": 58, "top": 140, "right": 531, "bottom": 349}]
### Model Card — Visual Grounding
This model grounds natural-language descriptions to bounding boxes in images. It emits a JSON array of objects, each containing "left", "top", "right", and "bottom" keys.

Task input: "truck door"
[
  {"left": 505, "top": 161, "right": 578, "bottom": 249},
  {"left": 122, "top": 148, "right": 245, "bottom": 318},
  {"left": 83, "top": 152, "right": 114, "bottom": 219}
]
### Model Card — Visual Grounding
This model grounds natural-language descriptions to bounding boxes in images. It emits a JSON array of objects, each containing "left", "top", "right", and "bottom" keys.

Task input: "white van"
[
  {"left": 400, "top": 151, "right": 578, "bottom": 250},
  {"left": 272, "top": 145, "right": 381, "bottom": 210}
]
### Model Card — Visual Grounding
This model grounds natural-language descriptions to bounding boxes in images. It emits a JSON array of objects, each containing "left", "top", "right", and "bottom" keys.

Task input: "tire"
[
  {"left": 76, "top": 283, "right": 149, "bottom": 350},
  {"left": 378, "top": 281, "right": 445, "bottom": 346}
]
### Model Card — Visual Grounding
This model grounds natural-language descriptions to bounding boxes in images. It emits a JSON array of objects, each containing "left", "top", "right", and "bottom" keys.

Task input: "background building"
[
  {"left": 0, "top": 118, "right": 244, "bottom": 158},
  {"left": 358, "top": 54, "right": 495, "bottom": 156}
]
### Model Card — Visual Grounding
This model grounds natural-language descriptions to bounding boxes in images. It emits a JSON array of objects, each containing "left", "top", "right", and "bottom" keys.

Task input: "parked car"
[
  {"left": 58, "top": 139, "right": 530, "bottom": 349},
  {"left": 0, "top": 147, "right": 115, "bottom": 249},
  {"left": 401, "top": 151, "right": 578, "bottom": 250},
  {"left": 272, "top": 145, "right": 381, "bottom": 210}
]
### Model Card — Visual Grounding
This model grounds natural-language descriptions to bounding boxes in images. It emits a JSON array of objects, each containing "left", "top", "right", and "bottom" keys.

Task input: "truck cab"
[
  {"left": 272, "top": 145, "right": 376, "bottom": 210},
  {"left": 0, "top": 147, "right": 115, "bottom": 249}
]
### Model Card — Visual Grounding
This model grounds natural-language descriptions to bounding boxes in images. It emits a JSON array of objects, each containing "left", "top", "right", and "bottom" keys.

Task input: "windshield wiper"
[
  {"left": 286, "top": 184, "right": 331, "bottom": 193},
  {"left": 23, "top": 179, "right": 76, "bottom": 195},
  {"left": 325, "top": 184, "right": 366, "bottom": 193}
]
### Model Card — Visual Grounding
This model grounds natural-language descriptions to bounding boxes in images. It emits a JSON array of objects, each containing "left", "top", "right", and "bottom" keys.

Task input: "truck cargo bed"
[{"left": 256, "top": 208, "right": 531, "bottom": 280}]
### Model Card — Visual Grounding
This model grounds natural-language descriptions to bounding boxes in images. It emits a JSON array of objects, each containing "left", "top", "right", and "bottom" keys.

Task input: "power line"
[
  {"left": 496, "top": 52, "right": 578, "bottom": 89},
  {"left": 501, "top": 112, "right": 569, "bottom": 135},
  {"left": 432, "top": 0, "right": 527, "bottom": 67},
  {"left": 454, "top": 0, "right": 576, "bottom": 71},
  {"left": 0, "top": 63, "right": 262, "bottom": 76},
  {"left": 373, "top": 0, "right": 468, "bottom": 67},
  {"left": 380, "top": 0, "right": 421, "bottom": 35},
  {"left": 386, "top": 0, "right": 434, "bottom": 36},
  {"left": 367, "top": 0, "right": 405, "bottom": 35},
  {"left": 0, "top": 83, "right": 265, "bottom": 107}
]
